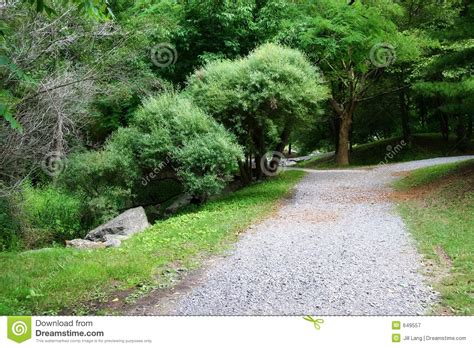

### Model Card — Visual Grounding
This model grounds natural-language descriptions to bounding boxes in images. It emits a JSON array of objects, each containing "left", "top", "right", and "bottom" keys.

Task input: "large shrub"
[
  {"left": 60, "top": 93, "right": 243, "bottom": 219},
  {"left": 185, "top": 43, "right": 328, "bottom": 179},
  {"left": 123, "top": 93, "right": 243, "bottom": 196}
]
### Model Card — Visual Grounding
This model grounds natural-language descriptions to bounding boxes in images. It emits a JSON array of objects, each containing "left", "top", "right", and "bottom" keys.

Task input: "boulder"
[
  {"left": 85, "top": 206, "right": 150, "bottom": 242},
  {"left": 103, "top": 234, "right": 129, "bottom": 241},
  {"left": 165, "top": 194, "right": 192, "bottom": 215},
  {"left": 104, "top": 238, "right": 121, "bottom": 248},
  {"left": 66, "top": 239, "right": 105, "bottom": 249}
]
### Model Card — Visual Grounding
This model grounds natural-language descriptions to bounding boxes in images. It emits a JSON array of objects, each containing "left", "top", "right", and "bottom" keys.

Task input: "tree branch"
[{"left": 356, "top": 86, "right": 410, "bottom": 103}]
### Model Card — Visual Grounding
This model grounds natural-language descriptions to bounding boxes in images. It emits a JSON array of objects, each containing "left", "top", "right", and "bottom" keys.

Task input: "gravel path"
[{"left": 137, "top": 156, "right": 474, "bottom": 315}]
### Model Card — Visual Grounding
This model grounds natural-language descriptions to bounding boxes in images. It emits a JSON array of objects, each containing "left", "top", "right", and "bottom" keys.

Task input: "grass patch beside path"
[
  {"left": 0, "top": 171, "right": 305, "bottom": 315},
  {"left": 394, "top": 160, "right": 474, "bottom": 315}
]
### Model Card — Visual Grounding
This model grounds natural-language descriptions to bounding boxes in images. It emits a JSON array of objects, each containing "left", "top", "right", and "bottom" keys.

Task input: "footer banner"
[{"left": 0, "top": 316, "right": 471, "bottom": 347}]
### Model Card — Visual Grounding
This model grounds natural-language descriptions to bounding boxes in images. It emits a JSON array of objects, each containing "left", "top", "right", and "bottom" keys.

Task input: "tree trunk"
[
  {"left": 255, "top": 153, "right": 263, "bottom": 180},
  {"left": 254, "top": 127, "right": 266, "bottom": 180},
  {"left": 238, "top": 158, "right": 251, "bottom": 184},
  {"left": 467, "top": 114, "right": 473, "bottom": 140},
  {"left": 275, "top": 121, "right": 291, "bottom": 154},
  {"left": 332, "top": 112, "right": 340, "bottom": 154},
  {"left": 336, "top": 114, "right": 352, "bottom": 166},
  {"left": 439, "top": 112, "right": 449, "bottom": 142},
  {"left": 456, "top": 114, "right": 467, "bottom": 151},
  {"left": 399, "top": 88, "right": 411, "bottom": 143},
  {"left": 349, "top": 124, "right": 354, "bottom": 153},
  {"left": 418, "top": 97, "right": 427, "bottom": 128}
]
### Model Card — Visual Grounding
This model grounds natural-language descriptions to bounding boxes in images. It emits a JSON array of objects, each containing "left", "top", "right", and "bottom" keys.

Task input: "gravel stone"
[{"left": 166, "top": 156, "right": 473, "bottom": 315}]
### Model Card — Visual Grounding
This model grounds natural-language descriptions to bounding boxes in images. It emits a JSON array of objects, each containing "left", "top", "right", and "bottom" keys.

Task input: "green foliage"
[
  {"left": 61, "top": 92, "right": 243, "bottom": 217},
  {"left": 166, "top": 0, "right": 257, "bottom": 83},
  {"left": 275, "top": 0, "right": 419, "bottom": 72},
  {"left": 23, "top": 0, "right": 112, "bottom": 18},
  {"left": 1, "top": 183, "right": 87, "bottom": 252},
  {"left": 117, "top": 92, "right": 243, "bottom": 196},
  {"left": 11, "top": 183, "right": 85, "bottom": 249},
  {"left": 60, "top": 149, "right": 139, "bottom": 224},
  {"left": 413, "top": 3, "right": 473, "bottom": 118},
  {"left": 0, "top": 171, "right": 304, "bottom": 315},
  {"left": 396, "top": 0, "right": 462, "bottom": 30},
  {"left": 186, "top": 43, "right": 328, "bottom": 161},
  {"left": 83, "top": 0, "right": 181, "bottom": 142},
  {"left": 0, "top": 197, "right": 21, "bottom": 252}
]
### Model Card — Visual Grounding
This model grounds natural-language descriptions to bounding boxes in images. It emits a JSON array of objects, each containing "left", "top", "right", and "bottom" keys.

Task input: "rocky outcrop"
[
  {"left": 66, "top": 207, "right": 150, "bottom": 250},
  {"left": 85, "top": 206, "right": 150, "bottom": 241}
]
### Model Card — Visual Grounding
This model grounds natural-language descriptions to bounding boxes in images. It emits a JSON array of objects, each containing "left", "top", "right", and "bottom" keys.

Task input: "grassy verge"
[
  {"left": 394, "top": 160, "right": 474, "bottom": 315},
  {"left": 300, "top": 134, "right": 474, "bottom": 169},
  {"left": 0, "top": 171, "right": 305, "bottom": 315}
]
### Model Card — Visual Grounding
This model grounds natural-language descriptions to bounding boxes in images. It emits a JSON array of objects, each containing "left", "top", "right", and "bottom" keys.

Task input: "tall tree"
[
  {"left": 414, "top": 1, "right": 474, "bottom": 149},
  {"left": 268, "top": 0, "right": 420, "bottom": 165}
]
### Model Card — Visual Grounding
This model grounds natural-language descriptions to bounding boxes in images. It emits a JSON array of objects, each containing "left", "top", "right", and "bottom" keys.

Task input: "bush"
[
  {"left": 185, "top": 43, "right": 328, "bottom": 177},
  {"left": 60, "top": 148, "right": 140, "bottom": 224},
  {"left": 124, "top": 93, "right": 243, "bottom": 196},
  {"left": 0, "top": 184, "right": 86, "bottom": 250},
  {"left": 59, "top": 93, "right": 243, "bottom": 220}
]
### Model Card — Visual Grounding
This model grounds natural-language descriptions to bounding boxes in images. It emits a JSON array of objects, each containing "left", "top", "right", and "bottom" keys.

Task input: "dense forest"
[{"left": 1, "top": 0, "right": 473, "bottom": 252}]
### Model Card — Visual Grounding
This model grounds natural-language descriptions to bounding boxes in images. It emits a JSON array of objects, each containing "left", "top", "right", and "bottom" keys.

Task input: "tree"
[
  {"left": 167, "top": 0, "right": 257, "bottom": 84},
  {"left": 269, "top": 0, "right": 420, "bottom": 165},
  {"left": 413, "top": 1, "right": 474, "bottom": 149},
  {"left": 185, "top": 43, "right": 328, "bottom": 181}
]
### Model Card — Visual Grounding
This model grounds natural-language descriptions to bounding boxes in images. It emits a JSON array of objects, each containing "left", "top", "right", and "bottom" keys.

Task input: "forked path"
[{"left": 129, "top": 156, "right": 473, "bottom": 315}]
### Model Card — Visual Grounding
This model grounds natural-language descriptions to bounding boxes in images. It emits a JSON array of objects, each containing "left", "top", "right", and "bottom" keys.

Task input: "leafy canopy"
[{"left": 185, "top": 43, "right": 328, "bottom": 156}]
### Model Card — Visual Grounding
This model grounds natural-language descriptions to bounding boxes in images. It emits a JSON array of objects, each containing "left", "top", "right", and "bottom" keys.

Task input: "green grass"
[
  {"left": 0, "top": 171, "right": 305, "bottom": 315},
  {"left": 394, "top": 160, "right": 474, "bottom": 315},
  {"left": 300, "top": 133, "right": 474, "bottom": 169},
  {"left": 393, "top": 161, "right": 472, "bottom": 190}
]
